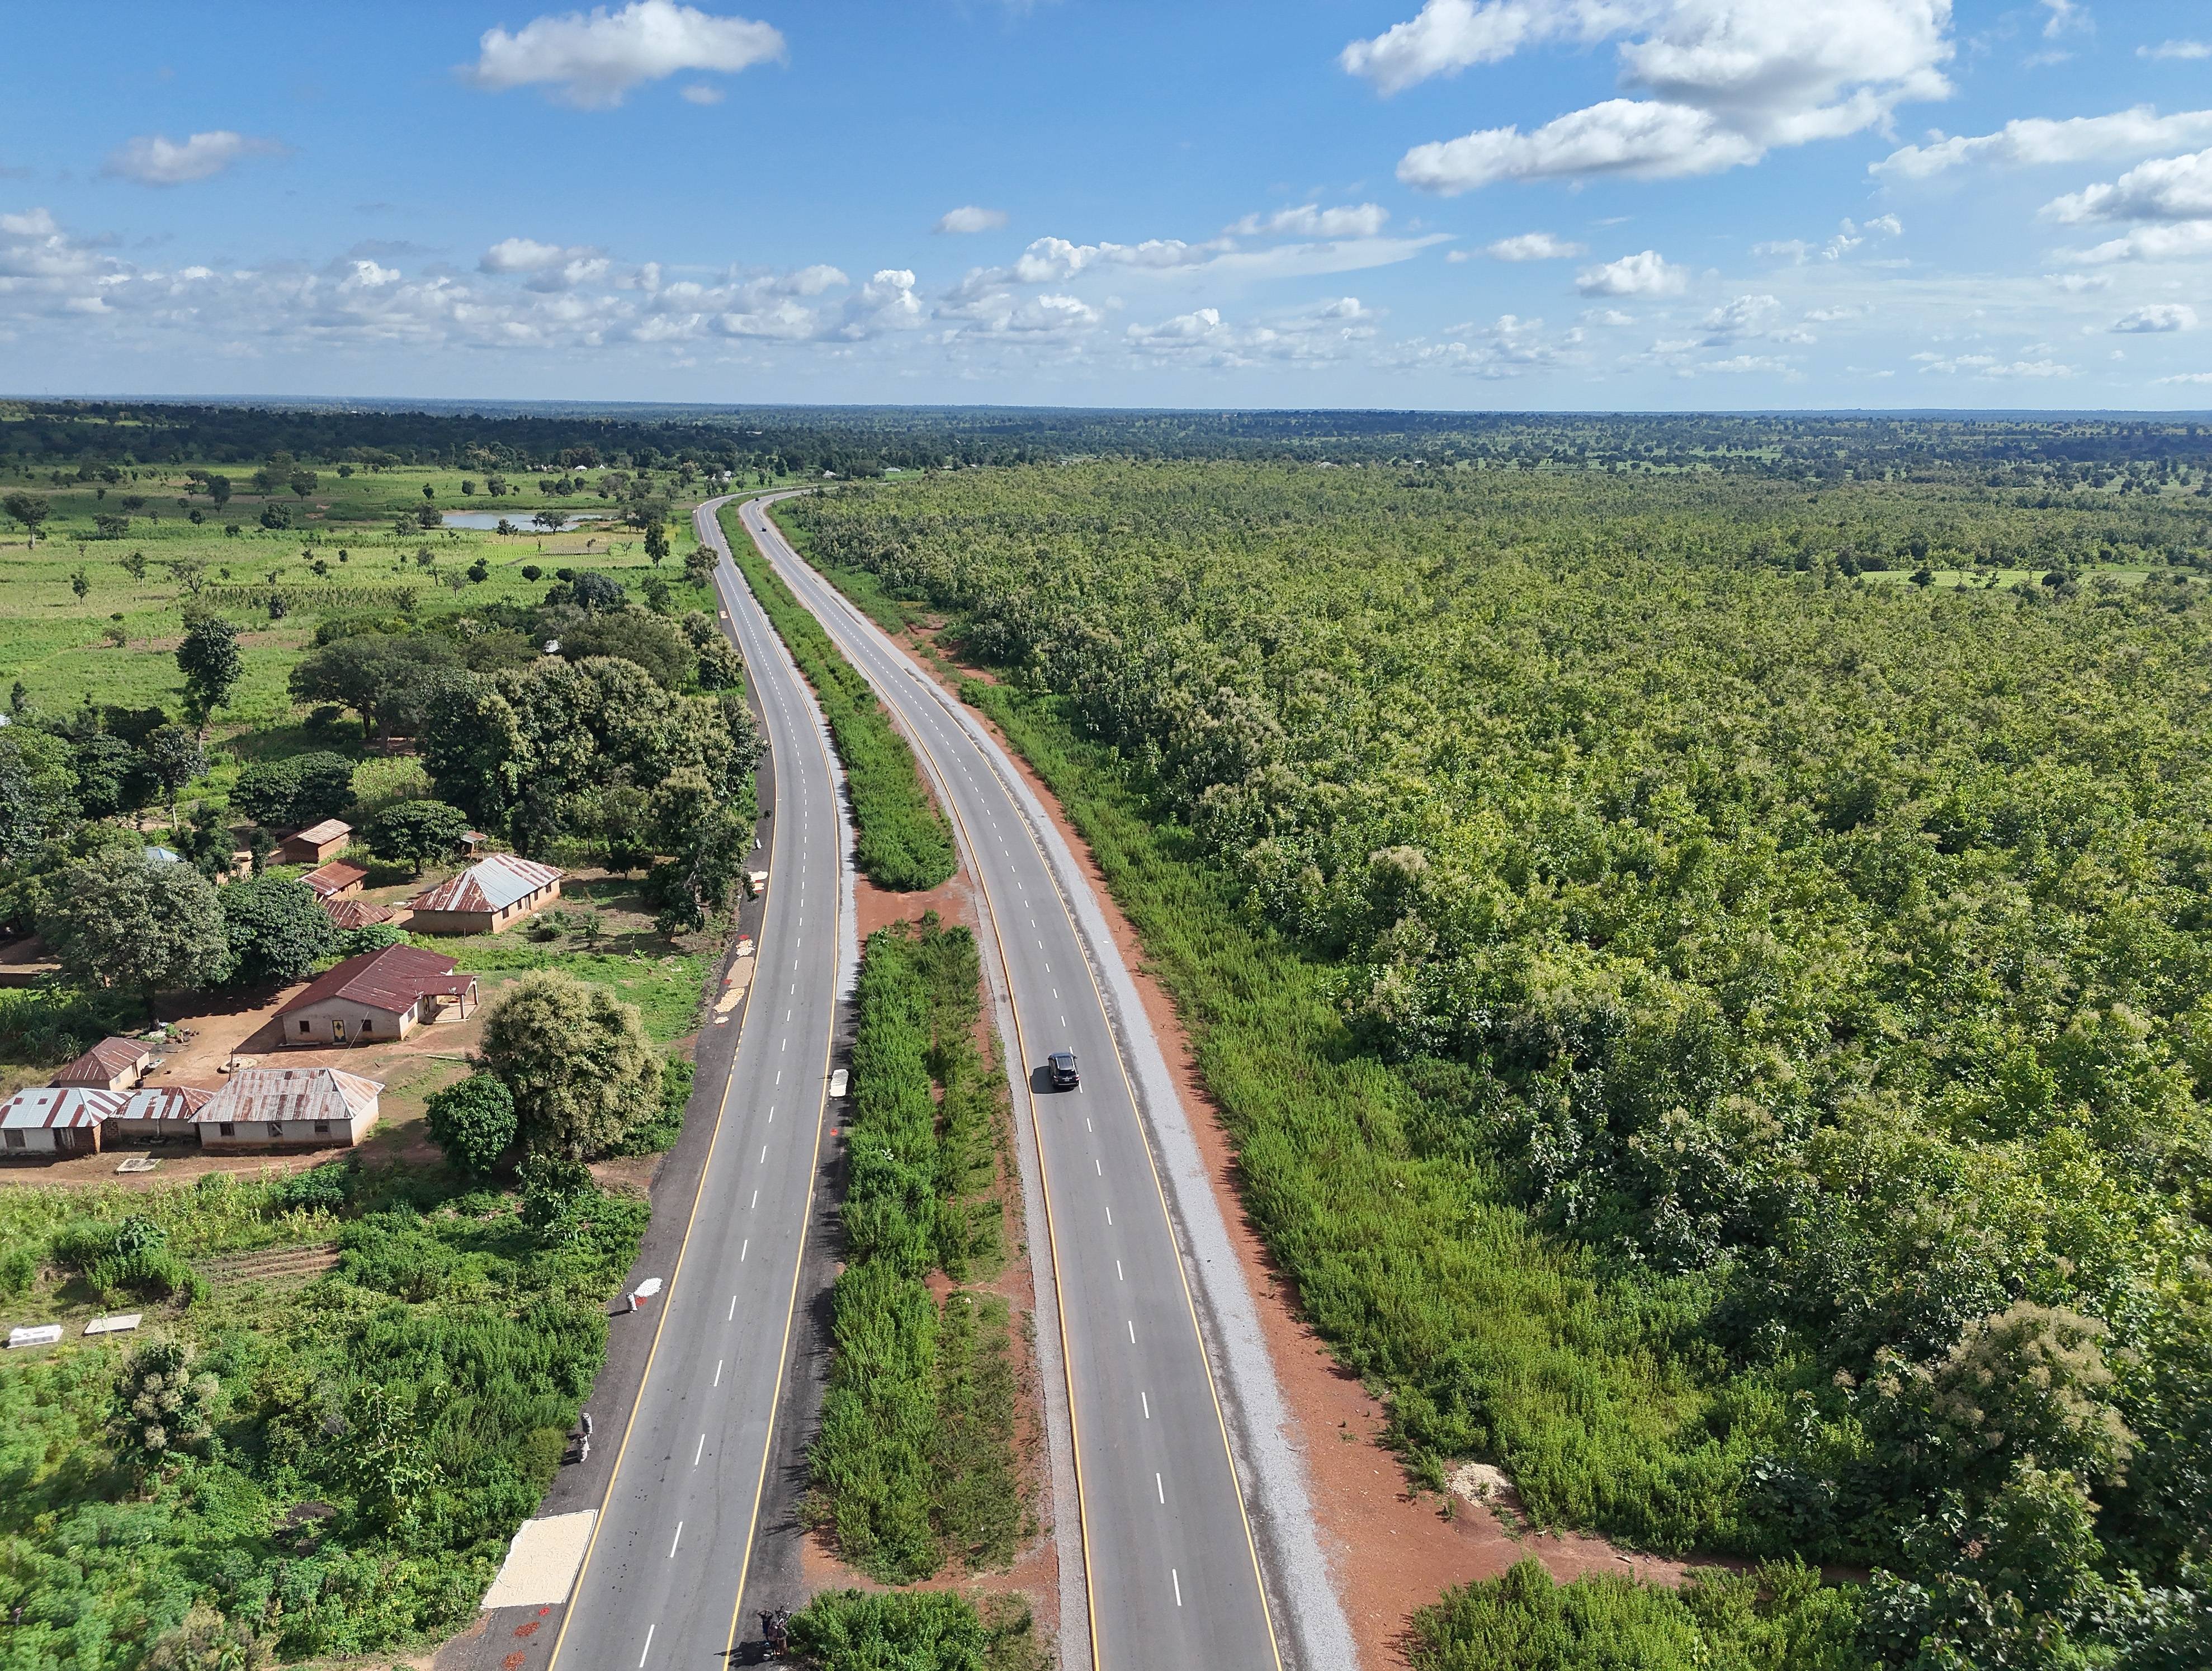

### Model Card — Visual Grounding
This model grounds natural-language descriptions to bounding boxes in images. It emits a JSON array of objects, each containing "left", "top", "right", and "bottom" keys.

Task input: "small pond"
[{"left": 440, "top": 511, "right": 609, "bottom": 531}]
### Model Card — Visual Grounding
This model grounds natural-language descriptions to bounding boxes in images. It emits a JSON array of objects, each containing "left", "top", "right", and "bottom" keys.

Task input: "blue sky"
[{"left": 3, "top": 0, "right": 2209, "bottom": 408}]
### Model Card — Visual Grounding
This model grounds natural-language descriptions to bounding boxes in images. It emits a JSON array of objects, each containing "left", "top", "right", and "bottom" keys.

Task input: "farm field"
[{"left": 781, "top": 443, "right": 2212, "bottom": 1669}]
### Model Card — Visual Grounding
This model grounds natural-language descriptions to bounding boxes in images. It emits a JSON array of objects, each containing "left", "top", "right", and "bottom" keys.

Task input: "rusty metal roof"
[
  {"left": 276, "top": 943, "right": 461, "bottom": 1018},
  {"left": 51, "top": 1037, "right": 152, "bottom": 1085},
  {"left": 200, "top": 1067, "right": 381, "bottom": 1126},
  {"left": 322, "top": 898, "right": 396, "bottom": 929},
  {"left": 408, "top": 853, "right": 563, "bottom": 915},
  {"left": 0, "top": 1087, "right": 123, "bottom": 1129},
  {"left": 302, "top": 860, "right": 370, "bottom": 900},
  {"left": 289, "top": 819, "right": 352, "bottom": 847}
]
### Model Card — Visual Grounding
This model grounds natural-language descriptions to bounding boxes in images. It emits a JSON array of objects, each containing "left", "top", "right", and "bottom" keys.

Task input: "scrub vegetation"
[
  {"left": 808, "top": 916, "right": 1020, "bottom": 1584},
  {"left": 0, "top": 1163, "right": 646, "bottom": 1668},
  {"left": 782, "top": 438, "right": 2212, "bottom": 1670},
  {"left": 720, "top": 506, "right": 956, "bottom": 890}
]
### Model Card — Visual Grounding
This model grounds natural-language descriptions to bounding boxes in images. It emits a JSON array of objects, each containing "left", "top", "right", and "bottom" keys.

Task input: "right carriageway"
[{"left": 731, "top": 494, "right": 1356, "bottom": 1671}]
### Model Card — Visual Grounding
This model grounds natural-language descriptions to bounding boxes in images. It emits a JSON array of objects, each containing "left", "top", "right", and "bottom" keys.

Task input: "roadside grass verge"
[
  {"left": 717, "top": 506, "right": 955, "bottom": 891},
  {"left": 807, "top": 918, "right": 1020, "bottom": 1583},
  {"left": 788, "top": 1589, "right": 1048, "bottom": 1671}
]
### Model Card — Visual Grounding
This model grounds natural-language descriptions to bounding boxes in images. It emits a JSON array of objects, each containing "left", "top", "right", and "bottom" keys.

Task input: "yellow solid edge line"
[
  {"left": 546, "top": 497, "right": 768, "bottom": 1671},
  {"left": 744, "top": 497, "right": 1107, "bottom": 1669},
  {"left": 716, "top": 495, "right": 848, "bottom": 1661}
]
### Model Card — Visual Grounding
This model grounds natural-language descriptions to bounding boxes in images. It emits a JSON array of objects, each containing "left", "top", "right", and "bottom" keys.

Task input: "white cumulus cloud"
[
  {"left": 1576, "top": 249, "right": 1686, "bottom": 296},
  {"left": 2112, "top": 303, "right": 2198, "bottom": 332},
  {"left": 102, "top": 131, "right": 285, "bottom": 186},
  {"left": 2142, "top": 40, "right": 2210, "bottom": 60},
  {"left": 935, "top": 205, "right": 1010, "bottom": 235},
  {"left": 1874, "top": 106, "right": 2212, "bottom": 178},
  {"left": 466, "top": 1, "right": 784, "bottom": 109},
  {"left": 2043, "top": 147, "right": 2212, "bottom": 223},
  {"left": 1482, "top": 230, "right": 1586, "bottom": 260},
  {"left": 1355, "top": 1, "right": 1955, "bottom": 194}
]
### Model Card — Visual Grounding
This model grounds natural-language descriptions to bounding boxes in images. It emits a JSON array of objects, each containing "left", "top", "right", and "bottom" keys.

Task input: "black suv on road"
[{"left": 1047, "top": 1051, "right": 1080, "bottom": 1090}]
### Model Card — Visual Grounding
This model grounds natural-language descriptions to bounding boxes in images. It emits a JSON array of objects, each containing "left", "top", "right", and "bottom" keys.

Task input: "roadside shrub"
[
  {"left": 0, "top": 1243, "right": 35, "bottom": 1296},
  {"left": 424, "top": 1073, "right": 518, "bottom": 1178}
]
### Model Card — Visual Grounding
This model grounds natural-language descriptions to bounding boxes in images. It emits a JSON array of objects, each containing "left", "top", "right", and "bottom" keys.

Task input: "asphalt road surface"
[
  {"left": 543, "top": 498, "right": 847, "bottom": 1671},
  {"left": 734, "top": 495, "right": 1287, "bottom": 1671}
]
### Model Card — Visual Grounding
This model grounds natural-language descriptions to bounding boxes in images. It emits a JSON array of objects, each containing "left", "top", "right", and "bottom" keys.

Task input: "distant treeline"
[{"left": 5, "top": 399, "right": 2212, "bottom": 484}]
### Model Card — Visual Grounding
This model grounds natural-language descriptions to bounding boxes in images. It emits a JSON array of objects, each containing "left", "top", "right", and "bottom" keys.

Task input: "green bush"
[
  {"left": 0, "top": 1243, "right": 35, "bottom": 1297},
  {"left": 424, "top": 1072, "right": 518, "bottom": 1178},
  {"left": 806, "top": 920, "right": 1019, "bottom": 1583},
  {"left": 1410, "top": 1560, "right": 1863, "bottom": 1671}
]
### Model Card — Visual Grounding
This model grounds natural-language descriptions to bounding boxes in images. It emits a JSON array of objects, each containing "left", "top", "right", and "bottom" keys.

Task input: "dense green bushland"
[
  {"left": 788, "top": 460, "right": 2212, "bottom": 1666},
  {"left": 809, "top": 918, "right": 1017, "bottom": 1583},
  {"left": 0, "top": 1164, "right": 644, "bottom": 1669},
  {"left": 1410, "top": 1559, "right": 1863, "bottom": 1671},
  {"left": 719, "top": 506, "right": 956, "bottom": 890}
]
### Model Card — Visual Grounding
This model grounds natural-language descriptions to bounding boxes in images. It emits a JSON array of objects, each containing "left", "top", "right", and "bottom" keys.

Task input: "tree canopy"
[{"left": 479, "top": 970, "right": 659, "bottom": 1159}]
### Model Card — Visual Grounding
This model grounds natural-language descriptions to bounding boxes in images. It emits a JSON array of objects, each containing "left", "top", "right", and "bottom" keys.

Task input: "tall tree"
[
  {"left": 2, "top": 492, "right": 50, "bottom": 546},
  {"left": 175, "top": 613, "right": 242, "bottom": 734},
  {"left": 480, "top": 969, "right": 660, "bottom": 1159},
  {"left": 41, "top": 851, "right": 230, "bottom": 1011},
  {"left": 218, "top": 873, "right": 335, "bottom": 988}
]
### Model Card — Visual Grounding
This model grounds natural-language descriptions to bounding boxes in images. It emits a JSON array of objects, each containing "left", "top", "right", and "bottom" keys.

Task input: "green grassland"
[{"left": 0, "top": 462, "right": 674, "bottom": 723}]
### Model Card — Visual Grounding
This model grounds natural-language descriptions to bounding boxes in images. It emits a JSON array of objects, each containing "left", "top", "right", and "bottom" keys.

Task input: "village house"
[
  {"left": 407, "top": 853, "right": 563, "bottom": 936},
  {"left": 0, "top": 1087, "right": 119, "bottom": 1157},
  {"left": 105, "top": 1085, "right": 214, "bottom": 1146},
  {"left": 276, "top": 943, "right": 478, "bottom": 1045},
  {"left": 323, "top": 896, "right": 406, "bottom": 931},
  {"left": 278, "top": 818, "right": 352, "bottom": 865},
  {"left": 301, "top": 858, "right": 368, "bottom": 901},
  {"left": 51, "top": 1036, "right": 154, "bottom": 1092},
  {"left": 196, "top": 1067, "right": 382, "bottom": 1150}
]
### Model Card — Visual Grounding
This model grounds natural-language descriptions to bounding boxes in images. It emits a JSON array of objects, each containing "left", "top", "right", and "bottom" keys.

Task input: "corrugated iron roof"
[
  {"left": 276, "top": 943, "right": 461, "bottom": 1017},
  {"left": 52, "top": 1037, "right": 152, "bottom": 1085},
  {"left": 200, "top": 1067, "right": 381, "bottom": 1126},
  {"left": 409, "top": 853, "right": 563, "bottom": 915},
  {"left": 114, "top": 1086, "right": 214, "bottom": 1122},
  {"left": 302, "top": 860, "right": 369, "bottom": 900},
  {"left": 323, "top": 898, "right": 396, "bottom": 929},
  {"left": 0, "top": 1087, "right": 123, "bottom": 1129},
  {"left": 290, "top": 819, "right": 352, "bottom": 847}
]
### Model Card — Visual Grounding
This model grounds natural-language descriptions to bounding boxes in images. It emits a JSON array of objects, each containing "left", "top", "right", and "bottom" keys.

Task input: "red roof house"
[
  {"left": 278, "top": 819, "right": 353, "bottom": 865},
  {"left": 301, "top": 859, "right": 369, "bottom": 901},
  {"left": 275, "top": 943, "right": 478, "bottom": 1046},
  {"left": 51, "top": 1036, "right": 155, "bottom": 1092}
]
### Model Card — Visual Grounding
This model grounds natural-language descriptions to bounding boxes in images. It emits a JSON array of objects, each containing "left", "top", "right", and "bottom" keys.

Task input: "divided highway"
[
  {"left": 543, "top": 499, "right": 847, "bottom": 1671},
  {"left": 733, "top": 496, "right": 1288, "bottom": 1670}
]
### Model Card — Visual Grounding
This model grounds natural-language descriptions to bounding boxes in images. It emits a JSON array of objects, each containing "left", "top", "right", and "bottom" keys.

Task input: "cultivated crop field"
[
  {"left": 783, "top": 434, "right": 2212, "bottom": 1669},
  {"left": 0, "top": 457, "right": 661, "bottom": 722}
]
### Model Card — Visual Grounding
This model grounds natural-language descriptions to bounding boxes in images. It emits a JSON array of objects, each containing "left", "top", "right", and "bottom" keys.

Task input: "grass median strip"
[
  {"left": 719, "top": 504, "right": 955, "bottom": 891},
  {"left": 806, "top": 916, "right": 1019, "bottom": 1585}
]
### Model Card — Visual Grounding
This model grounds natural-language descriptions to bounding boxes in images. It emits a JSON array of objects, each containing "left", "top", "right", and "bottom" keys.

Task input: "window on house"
[
  {"left": 360, "top": 1017, "right": 373, "bottom": 1034},
  {"left": 313, "top": 1121, "right": 331, "bottom": 1135},
  {"left": 218, "top": 1122, "right": 235, "bottom": 1137},
  {"left": 299, "top": 1020, "right": 312, "bottom": 1035},
  {"left": 3, "top": 1130, "right": 23, "bottom": 1149},
  {"left": 267, "top": 1124, "right": 283, "bottom": 1139}
]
